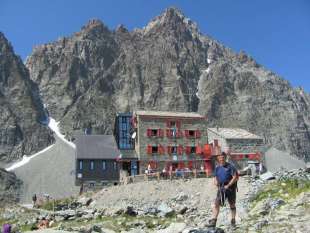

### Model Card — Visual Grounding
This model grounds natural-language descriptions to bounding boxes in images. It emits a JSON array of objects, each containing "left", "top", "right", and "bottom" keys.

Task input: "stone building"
[
  {"left": 207, "top": 128, "right": 265, "bottom": 169},
  {"left": 130, "top": 110, "right": 210, "bottom": 174}
]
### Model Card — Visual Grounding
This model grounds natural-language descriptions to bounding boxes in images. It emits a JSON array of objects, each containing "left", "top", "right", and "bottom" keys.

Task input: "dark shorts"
[{"left": 215, "top": 186, "right": 236, "bottom": 206}]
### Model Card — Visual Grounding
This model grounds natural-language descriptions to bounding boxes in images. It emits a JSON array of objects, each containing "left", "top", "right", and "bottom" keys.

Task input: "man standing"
[
  {"left": 32, "top": 193, "right": 37, "bottom": 208},
  {"left": 208, "top": 152, "right": 238, "bottom": 227}
]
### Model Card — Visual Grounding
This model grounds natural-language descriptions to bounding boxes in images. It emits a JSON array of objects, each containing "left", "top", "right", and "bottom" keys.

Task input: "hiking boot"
[
  {"left": 207, "top": 218, "right": 217, "bottom": 227},
  {"left": 231, "top": 218, "right": 236, "bottom": 227}
]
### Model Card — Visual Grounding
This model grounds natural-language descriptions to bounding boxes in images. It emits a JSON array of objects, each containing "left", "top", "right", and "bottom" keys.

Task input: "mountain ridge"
[
  {"left": 17, "top": 7, "right": 310, "bottom": 161},
  {"left": 0, "top": 32, "right": 54, "bottom": 163}
]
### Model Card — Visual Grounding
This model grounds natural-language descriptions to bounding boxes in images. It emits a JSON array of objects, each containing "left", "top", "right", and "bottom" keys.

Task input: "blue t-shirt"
[{"left": 215, "top": 162, "right": 237, "bottom": 184}]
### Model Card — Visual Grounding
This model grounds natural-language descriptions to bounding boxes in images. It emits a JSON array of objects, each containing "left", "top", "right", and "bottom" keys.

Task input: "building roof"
[
  {"left": 208, "top": 128, "right": 263, "bottom": 140},
  {"left": 134, "top": 110, "right": 205, "bottom": 119},
  {"left": 76, "top": 135, "right": 119, "bottom": 159}
]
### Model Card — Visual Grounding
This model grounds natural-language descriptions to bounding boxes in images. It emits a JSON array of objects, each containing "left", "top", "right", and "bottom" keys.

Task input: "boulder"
[
  {"left": 260, "top": 171, "right": 275, "bottom": 181},
  {"left": 157, "top": 203, "right": 175, "bottom": 217}
]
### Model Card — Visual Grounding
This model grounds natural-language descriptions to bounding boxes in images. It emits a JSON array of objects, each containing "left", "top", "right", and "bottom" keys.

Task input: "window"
[
  {"left": 189, "top": 130, "right": 195, "bottom": 137},
  {"left": 102, "top": 161, "right": 106, "bottom": 170},
  {"left": 118, "top": 116, "right": 134, "bottom": 149},
  {"left": 167, "top": 120, "right": 181, "bottom": 128},
  {"left": 152, "top": 146, "right": 158, "bottom": 154},
  {"left": 113, "top": 162, "right": 117, "bottom": 170},
  {"left": 170, "top": 121, "right": 176, "bottom": 127},
  {"left": 171, "top": 146, "right": 177, "bottom": 154},
  {"left": 151, "top": 129, "right": 158, "bottom": 136},
  {"left": 79, "top": 160, "right": 83, "bottom": 170},
  {"left": 122, "top": 117, "right": 127, "bottom": 124},
  {"left": 90, "top": 161, "right": 94, "bottom": 170}
]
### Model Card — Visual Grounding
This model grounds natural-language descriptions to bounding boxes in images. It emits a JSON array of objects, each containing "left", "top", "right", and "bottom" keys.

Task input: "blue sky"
[{"left": 1, "top": 0, "right": 309, "bottom": 92}]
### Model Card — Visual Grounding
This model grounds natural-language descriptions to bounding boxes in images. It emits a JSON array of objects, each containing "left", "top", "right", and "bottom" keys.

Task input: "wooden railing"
[{"left": 120, "top": 169, "right": 212, "bottom": 185}]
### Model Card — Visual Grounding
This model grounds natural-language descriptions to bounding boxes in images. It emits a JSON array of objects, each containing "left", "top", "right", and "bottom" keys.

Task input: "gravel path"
[
  {"left": 92, "top": 177, "right": 250, "bottom": 226},
  {"left": 14, "top": 134, "right": 79, "bottom": 203}
]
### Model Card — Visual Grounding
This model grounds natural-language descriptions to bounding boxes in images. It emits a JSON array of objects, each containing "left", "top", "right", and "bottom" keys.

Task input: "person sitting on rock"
[
  {"left": 37, "top": 217, "right": 49, "bottom": 229},
  {"left": 208, "top": 152, "right": 238, "bottom": 228}
]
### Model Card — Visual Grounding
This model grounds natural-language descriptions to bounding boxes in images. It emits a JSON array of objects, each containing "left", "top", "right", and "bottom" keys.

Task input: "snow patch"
[
  {"left": 5, "top": 117, "right": 76, "bottom": 171},
  {"left": 48, "top": 117, "right": 76, "bottom": 148},
  {"left": 6, "top": 144, "right": 54, "bottom": 171}
]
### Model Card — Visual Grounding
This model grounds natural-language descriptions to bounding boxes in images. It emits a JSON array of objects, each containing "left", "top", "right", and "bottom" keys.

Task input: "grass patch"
[
  {"left": 39, "top": 196, "right": 75, "bottom": 211},
  {"left": 252, "top": 179, "right": 310, "bottom": 203}
]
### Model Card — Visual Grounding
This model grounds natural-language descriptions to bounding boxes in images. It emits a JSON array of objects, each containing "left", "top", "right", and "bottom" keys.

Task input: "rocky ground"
[
  {"left": 0, "top": 167, "right": 309, "bottom": 232},
  {"left": 0, "top": 168, "right": 22, "bottom": 206}
]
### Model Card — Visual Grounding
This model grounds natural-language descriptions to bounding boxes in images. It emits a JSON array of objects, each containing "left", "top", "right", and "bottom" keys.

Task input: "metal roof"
[
  {"left": 76, "top": 135, "right": 119, "bottom": 159},
  {"left": 208, "top": 128, "right": 262, "bottom": 140},
  {"left": 135, "top": 110, "right": 205, "bottom": 118}
]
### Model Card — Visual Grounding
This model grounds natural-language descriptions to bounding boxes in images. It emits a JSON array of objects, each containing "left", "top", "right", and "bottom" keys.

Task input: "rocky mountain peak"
[
  {"left": 0, "top": 31, "right": 7, "bottom": 42},
  {"left": 115, "top": 24, "right": 128, "bottom": 34},
  {"left": 142, "top": 7, "right": 200, "bottom": 38},
  {"left": 82, "top": 18, "right": 104, "bottom": 29},
  {"left": 79, "top": 18, "right": 110, "bottom": 38},
  {"left": 0, "top": 31, "right": 15, "bottom": 56}
]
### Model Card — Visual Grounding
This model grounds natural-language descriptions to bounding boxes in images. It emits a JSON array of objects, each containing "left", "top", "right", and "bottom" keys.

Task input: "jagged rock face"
[
  {"left": 26, "top": 8, "right": 310, "bottom": 161},
  {"left": 198, "top": 59, "right": 310, "bottom": 161},
  {"left": 0, "top": 33, "right": 53, "bottom": 162},
  {"left": 0, "top": 168, "right": 21, "bottom": 206}
]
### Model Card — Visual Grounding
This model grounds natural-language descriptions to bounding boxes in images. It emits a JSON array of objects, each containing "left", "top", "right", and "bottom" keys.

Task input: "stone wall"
[{"left": 136, "top": 116, "right": 208, "bottom": 172}]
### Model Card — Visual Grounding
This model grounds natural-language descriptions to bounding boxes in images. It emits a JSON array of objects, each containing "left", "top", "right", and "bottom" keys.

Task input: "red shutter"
[
  {"left": 203, "top": 144, "right": 212, "bottom": 157},
  {"left": 167, "top": 146, "right": 171, "bottom": 155},
  {"left": 177, "top": 130, "right": 183, "bottom": 138},
  {"left": 166, "top": 129, "right": 172, "bottom": 138},
  {"left": 177, "top": 145, "right": 183, "bottom": 155},
  {"left": 147, "top": 145, "right": 152, "bottom": 154},
  {"left": 176, "top": 121, "right": 181, "bottom": 128},
  {"left": 185, "top": 146, "right": 191, "bottom": 155},
  {"left": 185, "top": 130, "right": 189, "bottom": 138},
  {"left": 156, "top": 129, "right": 160, "bottom": 137},
  {"left": 196, "top": 145, "right": 202, "bottom": 154},
  {"left": 195, "top": 130, "right": 201, "bottom": 138},
  {"left": 147, "top": 129, "right": 152, "bottom": 137},
  {"left": 158, "top": 145, "right": 165, "bottom": 155},
  {"left": 248, "top": 154, "right": 259, "bottom": 160}
]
